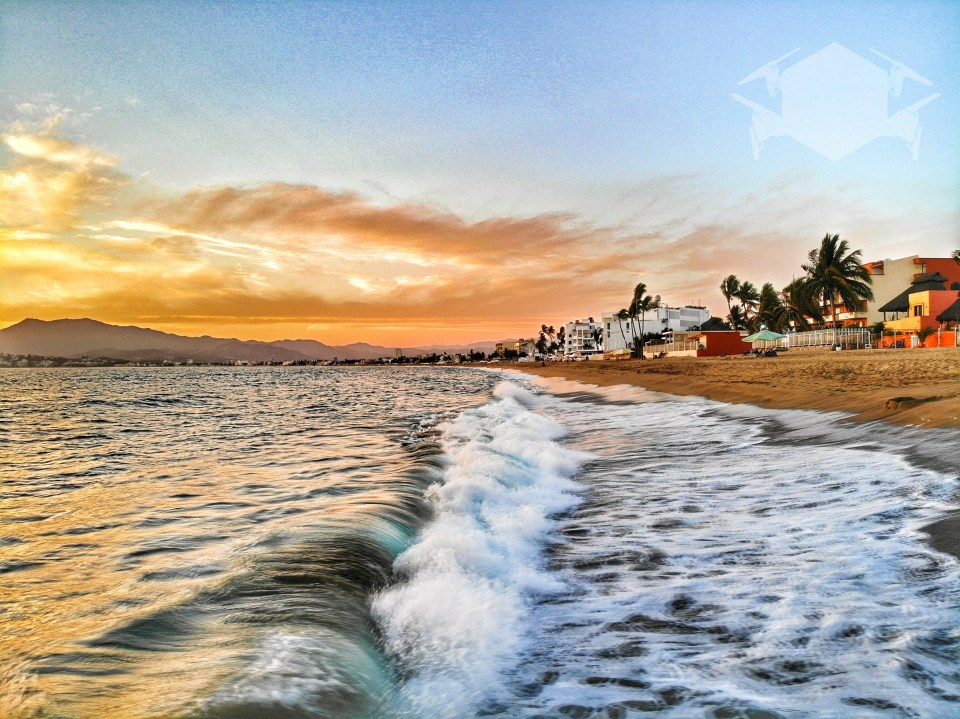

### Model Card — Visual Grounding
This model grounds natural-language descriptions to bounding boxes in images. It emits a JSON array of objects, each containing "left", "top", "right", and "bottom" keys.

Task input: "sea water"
[{"left": 0, "top": 367, "right": 957, "bottom": 718}]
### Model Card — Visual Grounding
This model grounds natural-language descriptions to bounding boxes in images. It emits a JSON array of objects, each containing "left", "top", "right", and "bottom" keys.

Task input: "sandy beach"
[{"left": 513, "top": 347, "right": 960, "bottom": 429}]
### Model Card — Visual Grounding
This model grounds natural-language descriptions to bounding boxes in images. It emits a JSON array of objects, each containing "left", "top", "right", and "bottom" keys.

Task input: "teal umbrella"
[{"left": 742, "top": 329, "right": 786, "bottom": 343}]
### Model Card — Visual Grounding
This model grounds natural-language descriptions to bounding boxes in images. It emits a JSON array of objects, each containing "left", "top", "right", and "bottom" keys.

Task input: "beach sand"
[
  {"left": 514, "top": 347, "right": 960, "bottom": 429},
  {"left": 508, "top": 347, "right": 960, "bottom": 561}
]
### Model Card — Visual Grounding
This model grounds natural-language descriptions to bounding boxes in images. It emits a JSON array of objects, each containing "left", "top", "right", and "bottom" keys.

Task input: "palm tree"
[
  {"left": 780, "top": 277, "right": 820, "bottom": 330},
  {"left": 801, "top": 234, "right": 874, "bottom": 329},
  {"left": 755, "top": 282, "right": 784, "bottom": 332},
  {"left": 545, "top": 325, "right": 558, "bottom": 353},
  {"left": 727, "top": 305, "right": 746, "bottom": 330},
  {"left": 720, "top": 275, "right": 741, "bottom": 316},
  {"left": 917, "top": 326, "right": 936, "bottom": 345},
  {"left": 631, "top": 282, "right": 648, "bottom": 322},
  {"left": 735, "top": 281, "right": 760, "bottom": 321},
  {"left": 635, "top": 294, "right": 659, "bottom": 358},
  {"left": 592, "top": 326, "right": 603, "bottom": 353},
  {"left": 616, "top": 308, "right": 631, "bottom": 350},
  {"left": 626, "top": 282, "right": 648, "bottom": 357}
]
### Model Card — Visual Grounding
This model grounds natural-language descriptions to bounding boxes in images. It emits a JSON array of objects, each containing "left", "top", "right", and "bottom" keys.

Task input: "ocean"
[{"left": 1, "top": 367, "right": 958, "bottom": 719}]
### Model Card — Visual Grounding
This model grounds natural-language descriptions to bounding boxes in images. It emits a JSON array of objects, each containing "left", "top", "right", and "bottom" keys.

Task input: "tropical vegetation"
[
  {"left": 719, "top": 234, "right": 873, "bottom": 333},
  {"left": 622, "top": 282, "right": 660, "bottom": 358},
  {"left": 799, "top": 234, "right": 874, "bottom": 328}
]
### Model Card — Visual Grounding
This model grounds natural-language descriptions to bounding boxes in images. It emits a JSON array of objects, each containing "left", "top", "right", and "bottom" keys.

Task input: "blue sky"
[{"left": 1, "top": 1, "right": 958, "bottom": 342}]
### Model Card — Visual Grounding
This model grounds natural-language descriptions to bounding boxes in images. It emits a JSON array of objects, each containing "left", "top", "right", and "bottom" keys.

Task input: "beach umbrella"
[{"left": 742, "top": 329, "right": 786, "bottom": 343}]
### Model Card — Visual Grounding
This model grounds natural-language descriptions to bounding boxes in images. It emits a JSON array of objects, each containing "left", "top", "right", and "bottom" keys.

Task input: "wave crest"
[{"left": 372, "top": 382, "right": 589, "bottom": 717}]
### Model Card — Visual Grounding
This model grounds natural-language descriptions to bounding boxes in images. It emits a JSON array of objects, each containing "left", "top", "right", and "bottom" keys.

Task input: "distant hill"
[{"left": 0, "top": 318, "right": 501, "bottom": 362}]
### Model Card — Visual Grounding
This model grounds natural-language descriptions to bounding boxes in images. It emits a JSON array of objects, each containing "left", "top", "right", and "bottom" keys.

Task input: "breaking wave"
[{"left": 373, "top": 382, "right": 590, "bottom": 717}]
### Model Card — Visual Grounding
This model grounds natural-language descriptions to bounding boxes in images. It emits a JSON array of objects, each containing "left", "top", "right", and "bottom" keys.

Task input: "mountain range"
[{"left": 0, "top": 319, "right": 503, "bottom": 363}]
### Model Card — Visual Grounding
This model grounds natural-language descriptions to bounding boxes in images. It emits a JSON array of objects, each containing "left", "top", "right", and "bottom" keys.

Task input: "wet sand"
[
  {"left": 504, "top": 348, "right": 960, "bottom": 561},
  {"left": 513, "top": 347, "right": 960, "bottom": 429}
]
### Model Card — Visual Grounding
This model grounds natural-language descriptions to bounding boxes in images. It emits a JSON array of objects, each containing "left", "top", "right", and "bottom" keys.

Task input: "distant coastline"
[{"left": 0, "top": 318, "right": 500, "bottom": 365}]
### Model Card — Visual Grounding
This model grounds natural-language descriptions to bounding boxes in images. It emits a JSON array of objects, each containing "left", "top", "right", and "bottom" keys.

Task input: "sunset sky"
[{"left": 1, "top": 1, "right": 958, "bottom": 346}]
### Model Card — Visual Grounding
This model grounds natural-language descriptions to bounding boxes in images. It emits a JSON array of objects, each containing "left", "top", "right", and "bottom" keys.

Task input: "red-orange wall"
[
  {"left": 925, "top": 291, "right": 960, "bottom": 330},
  {"left": 696, "top": 332, "right": 751, "bottom": 357},
  {"left": 918, "top": 258, "right": 960, "bottom": 287}
]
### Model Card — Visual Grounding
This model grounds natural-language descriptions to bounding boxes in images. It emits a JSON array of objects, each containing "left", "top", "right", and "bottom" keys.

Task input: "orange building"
[
  {"left": 821, "top": 255, "right": 960, "bottom": 328},
  {"left": 875, "top": 272, "right": 960, "bottom": 348},
  {"left": 878, "top": 273, "right": 956, "bottom": 332}
]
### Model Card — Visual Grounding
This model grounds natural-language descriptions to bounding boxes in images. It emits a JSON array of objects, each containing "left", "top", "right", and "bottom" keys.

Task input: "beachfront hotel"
[
  {"left": 814, "top": 255, "right": 960, "bottom": 327},
  {"left": 563, "top": 319, "right": 603, "bottom": 357},
  {"left": 600, "top": 305, "right": 710, "bottom": 354}
]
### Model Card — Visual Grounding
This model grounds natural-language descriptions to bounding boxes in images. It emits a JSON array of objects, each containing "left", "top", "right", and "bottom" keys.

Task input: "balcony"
[{"left": 884, "top": 316, "right": 921, "bottom": 332}]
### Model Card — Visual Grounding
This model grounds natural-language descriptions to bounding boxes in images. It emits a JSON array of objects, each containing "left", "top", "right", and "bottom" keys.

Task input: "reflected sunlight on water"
[{"left": 0, "top": 366, "right": 496, "bottom": 718}]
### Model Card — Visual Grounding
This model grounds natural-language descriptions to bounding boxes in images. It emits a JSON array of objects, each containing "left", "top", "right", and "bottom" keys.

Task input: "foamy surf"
[
  {"left": 372, "top": 382, "right": 590, "bottom": 717},
  {"left": 495, "top": 377, "right": 960, "bottom": 718}
]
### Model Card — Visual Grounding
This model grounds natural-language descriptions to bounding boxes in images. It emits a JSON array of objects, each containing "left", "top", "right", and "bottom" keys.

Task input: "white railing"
[
  {"left": 784, "top": 327, "right": 873, "bottom": 350},
  {"left": 643, "top": 340, "right": 700, "bottom": 355}
]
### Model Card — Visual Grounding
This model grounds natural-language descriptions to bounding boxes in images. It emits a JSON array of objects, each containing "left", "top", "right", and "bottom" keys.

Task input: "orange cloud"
[{"left": 150, "top": 183, "right": 615, "bottom": 269}]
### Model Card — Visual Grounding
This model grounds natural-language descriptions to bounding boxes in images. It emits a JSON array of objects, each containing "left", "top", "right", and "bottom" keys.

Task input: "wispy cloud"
[
  {"left": 4, "top": 132, "right": 117, "bottom": 168},
  {"left": 1, "top": 127, "right": 129, "bottom": 230}
]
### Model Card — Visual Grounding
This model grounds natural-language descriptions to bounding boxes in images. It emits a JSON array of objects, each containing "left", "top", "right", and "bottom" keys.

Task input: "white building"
[
  {"left": 654, "top": 305, "right": 711, "bottom": 332},
  {"left": 564, "top": 319, "right": 602, "bottom": 357},
  {"left": 515, "top": 338, "right": 538, "bottom": 356},
  {"left": 601, "top": 305, "right": 710, "bottom": 352},
  {"left": 600, "top": 312, "right": 636, "bottom": 353}
]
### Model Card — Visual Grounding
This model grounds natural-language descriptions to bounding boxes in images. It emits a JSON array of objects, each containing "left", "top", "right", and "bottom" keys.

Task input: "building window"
[{"left": 913, "top": 304, "right": 923, "bottom": 317}]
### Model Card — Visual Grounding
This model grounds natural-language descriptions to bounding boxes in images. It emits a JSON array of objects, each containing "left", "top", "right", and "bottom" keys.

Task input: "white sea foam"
[
  {"left": 512, "top": 388, "right": 960, "bottom": 718},
  {"left": 373, "top": 374, "right": 959, "bottom": 718},
  {"left": 372, "top": 382, "right": 590, "bottom": 717}
]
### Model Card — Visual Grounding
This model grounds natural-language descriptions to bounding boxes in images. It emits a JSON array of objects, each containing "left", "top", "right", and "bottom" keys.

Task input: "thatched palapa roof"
[
  {"left": 877, "top": 273, "right": 949, "bottom": 314},
  {"left": 936, "top": 297, "right": 960, "bottom": 323}
]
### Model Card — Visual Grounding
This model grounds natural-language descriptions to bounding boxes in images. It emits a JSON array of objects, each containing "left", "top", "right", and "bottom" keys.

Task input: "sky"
[{"left": 1, "top": 0, "right": 958, "bottom": 346}]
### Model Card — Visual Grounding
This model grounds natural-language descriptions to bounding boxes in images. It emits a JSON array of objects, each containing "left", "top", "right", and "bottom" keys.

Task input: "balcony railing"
[{"left": 883, "top": 316, "right": 922, "bottom": 332}]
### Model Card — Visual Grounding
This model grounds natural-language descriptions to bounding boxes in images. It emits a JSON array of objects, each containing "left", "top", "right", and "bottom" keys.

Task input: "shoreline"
[
  {"left": 502, "top": 353, "right": 960, "bottom": 563},
  {"left": 508, "top": 349, "right": 960, "bottom": 429}
]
